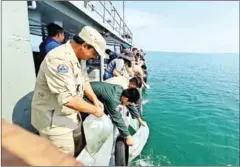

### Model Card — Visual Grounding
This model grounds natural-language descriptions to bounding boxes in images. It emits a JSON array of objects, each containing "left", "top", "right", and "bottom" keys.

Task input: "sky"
[
  {"left": 109, "top": 1, "right": 239, "bottom": 53},
  {"left": 31, "top": 1, "right": 239, "bottom": 53}
]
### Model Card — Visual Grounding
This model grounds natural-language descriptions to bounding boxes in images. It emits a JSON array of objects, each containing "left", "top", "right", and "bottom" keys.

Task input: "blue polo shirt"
[{"left": 39, "top": 37, "right": 62, "bottom": 57}]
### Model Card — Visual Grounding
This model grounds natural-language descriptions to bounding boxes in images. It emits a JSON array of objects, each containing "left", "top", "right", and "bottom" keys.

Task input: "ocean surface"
[{"left": 132, "top": 52, "right": 239, "bottom": 166}]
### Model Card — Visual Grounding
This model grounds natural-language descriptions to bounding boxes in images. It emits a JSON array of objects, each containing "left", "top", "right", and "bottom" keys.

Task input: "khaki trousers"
[
  {"left": 39, "top": 124, "right": 84, "bottom": 157},
  {"left": 39, "top": 130, "right": 75, "bottom": 156}
]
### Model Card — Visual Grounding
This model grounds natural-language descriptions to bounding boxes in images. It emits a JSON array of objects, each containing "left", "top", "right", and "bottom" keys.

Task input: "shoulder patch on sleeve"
[
  {"left": 115, "top": 105, "right": 123, "bottom": 112},
  {"left": 57, "top": 64, "right": 69, "bottom": 73}
]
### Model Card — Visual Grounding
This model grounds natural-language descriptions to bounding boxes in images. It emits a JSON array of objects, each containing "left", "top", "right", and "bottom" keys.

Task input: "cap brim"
[
  {"left": 78, "top": 32, "right": 106, "bottom": 57},
  {"left": 93, "top": 45, "right": 105, "bottom": 57},
  {"left": 119, "top": 54, "right": 135, "bottom": 61}
]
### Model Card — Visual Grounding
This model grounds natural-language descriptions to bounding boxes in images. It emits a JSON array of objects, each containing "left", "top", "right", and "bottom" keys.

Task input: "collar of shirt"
[
  {"left": 46, "top": 37, "right": 62, "bottom": 46},
  {"left": 64, "top": 40, "right": 79, "bottom": 63}
]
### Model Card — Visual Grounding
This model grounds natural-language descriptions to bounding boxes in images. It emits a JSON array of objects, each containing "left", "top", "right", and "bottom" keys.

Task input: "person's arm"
[
  {"left": 113, "top": 69, "right": 121, "bottom": 77},
  {"left": 44, "top": 58, "right": 103, "bottom": 117},
  {"left": 136, "top": 117, "right": 146, "bottom": 126},
  {"left": 140, "top": 75, "right": 150, "bottom": 89},
  {"left": 113, "top": 59, "right": 124, "bottom": 77},
  {"left": 2, "top": 119, "right": 83, "bottom": 166},
  {"left": 107, "top": 101, "right": 134, "bottom": 146},
  {"left": 106, "top": 102, "right": 130, "bottom": 137},
  {"left": 132, "top": 65, "right": 149, "bottom": 88},
  {"left": 126, "top": 104, "right": 139, "bottom": 119},
  {"left": 127, "top": 104, "right": 146, "bottom": 126},
  {"left": 65, "top": 96, "right": 99, "bottom": 115},
  {"left": 84, "top": 81, "right": 104, "bottom": 110}
]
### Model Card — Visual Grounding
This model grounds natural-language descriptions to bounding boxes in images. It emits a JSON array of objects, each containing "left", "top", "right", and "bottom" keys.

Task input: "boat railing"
[{"left": 84, "top": 1, "right": 133, "bottom": 44}]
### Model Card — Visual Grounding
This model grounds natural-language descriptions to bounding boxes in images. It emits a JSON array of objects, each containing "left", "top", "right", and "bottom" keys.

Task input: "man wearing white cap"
[{"left": 31, "top": 26, "right": 106, "bottom": 157}]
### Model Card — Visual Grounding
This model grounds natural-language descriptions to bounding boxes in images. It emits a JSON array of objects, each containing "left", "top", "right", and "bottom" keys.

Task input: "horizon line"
[{"left": 144, "top": 50, "right": 239, "bottom": 55}]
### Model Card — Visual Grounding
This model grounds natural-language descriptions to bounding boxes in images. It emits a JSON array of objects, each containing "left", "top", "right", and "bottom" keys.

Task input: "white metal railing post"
[
  {"left": 119, "top": 19, "right": 122, "bottom": 35},
  {"left": 113, "top": 8, "right": 115, "bottom": 31},
  {"left": 123, "top": 1, "right": 125, "bottom": 37},
  {"left": 41, "top": 25, "right": 46, "bottom": 40},
  {"left": 103, "top": 1, "right": 106, "bottom": 23},
  {"left": 84, "top": 0, "right": 87, "bottom": 8},
  {"left": 95, "top": 0, "right": 133, "bottom": 44},
  {"left": 100, "top": 55, "right": 104, "bottom": 82},
  {"left": 123, "top": 1, "right": 125, "bottom": 28}
]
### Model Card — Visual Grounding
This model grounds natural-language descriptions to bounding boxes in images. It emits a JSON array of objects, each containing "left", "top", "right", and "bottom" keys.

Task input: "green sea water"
[{"left": 133, "top": 52, "right": 239, "bottom": 166}]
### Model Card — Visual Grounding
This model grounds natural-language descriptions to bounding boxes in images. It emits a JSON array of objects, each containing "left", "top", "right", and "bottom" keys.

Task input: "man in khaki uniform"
[{"left": 31, "top": 26, "right": 106, "bottom": 157}]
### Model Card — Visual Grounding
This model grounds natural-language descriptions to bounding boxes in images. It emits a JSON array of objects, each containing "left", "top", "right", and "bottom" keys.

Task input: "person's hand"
[
  {"left": 139, "top": 119, "right": 146, "bottom": 127},
  {"left": 92, "top": 106, "right": 104, "bottom": 118},
  {"left": 2, "top": 119, "right": 84, "bottom": 166},
  {"left": 145, "top": 84, "right": 150, "bottom": 89},
  {"left": 126, "top": 135, "right": 134, "bottom": 146},
  {"left": 137, "top": 117, "right": 146, "bottom": 127},
  {"left": 94, "top": 99, "right": 104, "bottom": 110}
]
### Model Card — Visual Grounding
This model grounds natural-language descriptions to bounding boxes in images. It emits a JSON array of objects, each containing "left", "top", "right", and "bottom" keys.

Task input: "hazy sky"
[
  {"left": 31, "top": 1, "right": 239, "bottom": 53},
  {"left": 110, "top": 1, "right": 239, "bottom": 53}
]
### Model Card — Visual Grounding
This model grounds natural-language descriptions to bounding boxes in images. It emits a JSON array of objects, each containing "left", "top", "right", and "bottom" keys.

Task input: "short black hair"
[
  {"left": 46, "top": 23, "right": 63, "bottom": 37},
  {"left": 73, "top": 35, "right": 94, "bottom": 50},
  {"left": 105, "top": 49, "right": 113, "bottom": 55},
  {"left": 132, "top": 48, "right": 138, "bottom": 52},
  {"left": 129, "top": 77, "right": 142, "bottom": 88},
  {"left": 73, "top": 35, "right": 85, "bottom": 45},
  {"left": 141, "top": 64, "right": 147, "bottom": 70},
  {"left": 140, "top": 55, "right": 145, "bottom": 61},
  {"left": 121, "top": 88, "right": 140, "bottom": 103}
]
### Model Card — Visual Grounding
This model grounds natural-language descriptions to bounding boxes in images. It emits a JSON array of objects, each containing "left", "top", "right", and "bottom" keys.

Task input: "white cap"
[{"left": 78, "top": 26, "right": 106, "bottom": 57}]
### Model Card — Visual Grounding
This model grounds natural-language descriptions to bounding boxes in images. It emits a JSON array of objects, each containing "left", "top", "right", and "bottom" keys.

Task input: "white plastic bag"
[
  {"left": 129, "top": 124, "right": 149, "bottom": 162},
  {"left": 83, "top": 114, "right": 113, "bottom": 155}
]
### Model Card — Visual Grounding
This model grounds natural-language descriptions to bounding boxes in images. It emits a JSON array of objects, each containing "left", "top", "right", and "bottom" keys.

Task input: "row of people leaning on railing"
[
  {"left": 104, "top": 47, "right": 150, "bottom": 89},
  {"left": 104, "top": 46, "right": 150, "bottom": 114},
  {"left": 6, "top": 23, "right": 148, "bottom": 164}
]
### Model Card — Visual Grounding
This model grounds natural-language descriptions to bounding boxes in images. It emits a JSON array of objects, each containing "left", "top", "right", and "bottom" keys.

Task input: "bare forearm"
[
  {"left": 2, "top": 119, "right": 84, "bottom": 166},
  {"left": 137, "top": 116, "right": 146, "bottom": 126},
  {"left": 113, "top": 70, "right": 121, "bottom": 77},
  {"left": 137, "top": 117, "right": 142, "bottom": 122},
  {"left": 140, "top": 76, "right": 148, "bottom": 87},
  {"left": 65, "top": 96, "right": 96, "bottom": 114}
]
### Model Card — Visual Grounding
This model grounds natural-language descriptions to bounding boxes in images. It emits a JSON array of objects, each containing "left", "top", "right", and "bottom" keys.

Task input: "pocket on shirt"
[
  {"left": 75, "top": 75, "right": 84, "bottom": 97},
  {"left": 35, "top": 90, "right": 51, "bottom": 100}
]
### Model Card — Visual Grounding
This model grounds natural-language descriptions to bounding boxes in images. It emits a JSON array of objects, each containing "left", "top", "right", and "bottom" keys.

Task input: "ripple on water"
[{"left": 132, "top": 152, "right": 172, "bottom": 166}]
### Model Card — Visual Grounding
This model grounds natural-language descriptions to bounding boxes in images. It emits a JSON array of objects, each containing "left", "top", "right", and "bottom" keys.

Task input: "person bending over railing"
[
  {"left": 103, "top": 51, "right": 135, "bottom": 80},
  {"left": 88, "top": 82, "right": 146, "bottom": 146},
  {"left": 104, "top": 76, "right": 143, "bottom": 114}
]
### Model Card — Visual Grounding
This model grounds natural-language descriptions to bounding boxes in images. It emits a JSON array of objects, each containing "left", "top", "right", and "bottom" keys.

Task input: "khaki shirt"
[
  {"left": 122, "top": 64, "right": 134, "bottom": 78},
  {"left": 31, "top": 41, "right": 88, "bottom": 135},
  {"left": 122, "top": 62, "right": 144, "bottom": 79},
  {"left": 132, "top": 63, "right": 144, "bottom": 77}
]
